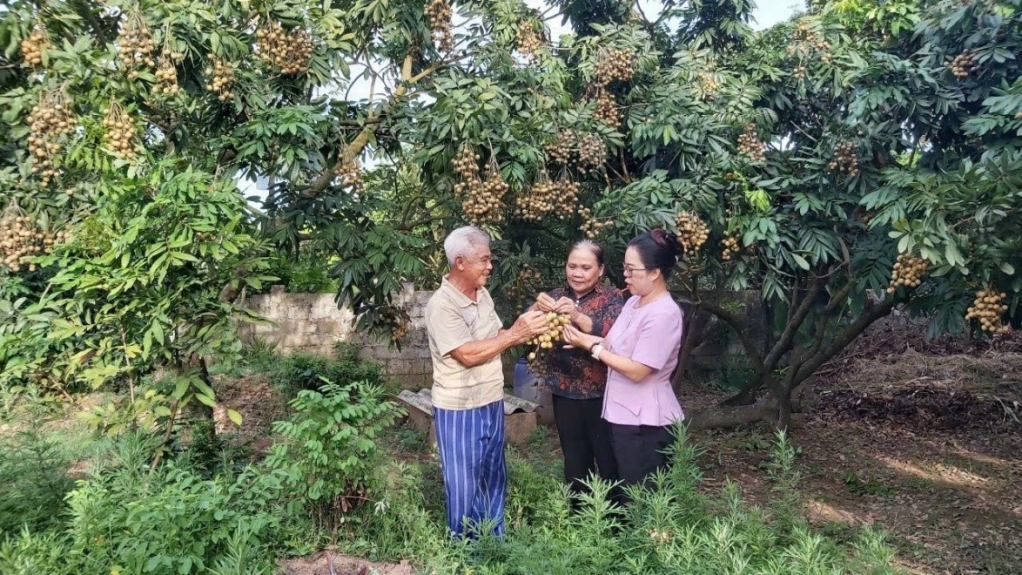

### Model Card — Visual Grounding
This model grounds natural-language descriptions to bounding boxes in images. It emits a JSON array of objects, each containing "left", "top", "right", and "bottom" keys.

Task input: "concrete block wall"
[
  {"left": 237, "top": 286, "right": 773, "bottom": 389},
  {"left": 237, "top": 284, "right": 434, "bottom": 389}
]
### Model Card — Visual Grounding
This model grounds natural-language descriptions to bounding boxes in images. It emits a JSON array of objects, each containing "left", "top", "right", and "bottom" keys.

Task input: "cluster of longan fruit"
[
  {"left": 425, "top": 0, "right": 454, "bottom": 52},
  {"left": 255, "top": 19, "right": 314, "bottom": 75},
  {"left": 829, "top": 141, "right": 859, "bottom": 176},
  {"left": 516, "top": 172, "right": 579, "bottom": 222},
  {"left": 102, "top": 103, "right": 137, "bottom": 158},
  {"left": 155, "top": 45, "right": 184, "bottom": 96},
  {"left": 452, "top": 145, "right": 506, "bottom": 225},
  {"left": 0, "top": 211, "right": 67, "bottom": 273},
  {"left": 886, "top": 253, "right": 927, "bottom": 294},
  {"left": 27, "top": 91, "right": 76, "bottom": 185},
  {"left": 20, "top": 24, "right": 49, "bottom": 67},
  {"left": 506, "top": 264, "right": 541, "bottom": 302},
  {"left": 579, "top": 206, "right": 611, "bottom": 239},
  {"left": 577, "top": 134, "right": 607, "bottom": 173},
  {"left": 948, "top": 51, "right": 976, "bottom": 79},
  {"left": 525, "top": 312, "right": 572, "bottom": 364},
  {"left": 737, "top": 123, "right": 765, "bottom": 162},
  {"left": 793, "top": 64, "right": 807, "bottom": 80},
  {"left": 594, "top": 90, "right": 620, "bottom": 128},
  {"left": 335, "top": 158, "right": 364, "bottom": 192},
  {"left": 966, "top": 289, "right": 1010, "bottom": 334},
  {"left": 516, "top": 21, "right": 542, "bottom": 64},
  {"left": 116, "top": 12, "right": 156, "bottom": 75},
  {"left": 697, "top": 71, "right": 720, "bottom": 94},
  {"left": 594, "top": 48, "right": 635, "bottom": 86},
  {"left": 204, "top": 57, "right": 236, "bottom": 101},
  {"left": 546, "top": 130, "right": 576, "bottom": 166},
  {"left": 461, "top": 159, "right": 508, "bottom": 225},
  {"left": 674, "top": 211, "right": 709, "bottom": 254},
  {"left": 722, "top": 233, "right": 741, "bottom": 261}
]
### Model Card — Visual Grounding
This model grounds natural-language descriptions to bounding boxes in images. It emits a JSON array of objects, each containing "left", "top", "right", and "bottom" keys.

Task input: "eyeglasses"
[{"left": 622, "top": 267, "right": 648, "bottom": 277}]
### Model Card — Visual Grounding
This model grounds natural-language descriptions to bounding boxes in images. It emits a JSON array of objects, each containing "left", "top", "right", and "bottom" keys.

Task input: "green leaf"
[
  {"left": 227, "top": 409, "right": 243, "bottom": 426},
  {"left": 791, "top": 253, "right": 810, "bottom": 270},
  {"left": 1001, "top": 263, "right": 1016, "bottom": 275},
  {"left": 195, "top": 393, "right": 217, "bottom": 408}
]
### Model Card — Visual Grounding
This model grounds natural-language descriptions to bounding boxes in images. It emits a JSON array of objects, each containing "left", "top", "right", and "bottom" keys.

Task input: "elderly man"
[{"left": 425, "top": 226, "right": 547, "bottom": 538}]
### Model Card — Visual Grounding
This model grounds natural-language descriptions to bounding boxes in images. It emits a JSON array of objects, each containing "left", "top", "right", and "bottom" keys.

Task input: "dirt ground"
[
  {"left": 213, "top": 328, "right": 1021, "bottom": 575},
  {"left": 676, "top": 345, "right": 1022, "bottom": 575},
  {"left": 276, "top": 551, "right": 414, "bottom": 575}
]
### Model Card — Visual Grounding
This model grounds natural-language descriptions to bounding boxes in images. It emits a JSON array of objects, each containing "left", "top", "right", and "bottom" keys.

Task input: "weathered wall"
[
  {"left": 236, "top": 286, "right": 771, "bottom": 389},
  {"left": 237, "top": 284, "right": 434, "bottom": 389}
]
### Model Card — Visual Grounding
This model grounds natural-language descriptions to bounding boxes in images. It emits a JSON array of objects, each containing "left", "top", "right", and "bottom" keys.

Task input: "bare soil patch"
[
  {"left": 277, "top": 551, "right": 414, "bottom": 575},
  {"left": 679, "top": 344, "right": 1021, "bottom": 575}
]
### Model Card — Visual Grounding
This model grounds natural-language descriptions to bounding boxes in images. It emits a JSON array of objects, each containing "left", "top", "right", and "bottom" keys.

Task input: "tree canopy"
[{"left": 1, "top": 0, "right": 1020, "bottom": 428}]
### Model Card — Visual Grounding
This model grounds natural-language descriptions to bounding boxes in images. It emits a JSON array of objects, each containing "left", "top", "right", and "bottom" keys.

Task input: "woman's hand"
[
  {"left": 535, "top": 292, "right": 558, "bottom": 313},
  {"left": 536, "top": 293, "right": 575, "bottom": 314},
  {"left": 562, "top": 325, "right": 601, "bottom": 351}
]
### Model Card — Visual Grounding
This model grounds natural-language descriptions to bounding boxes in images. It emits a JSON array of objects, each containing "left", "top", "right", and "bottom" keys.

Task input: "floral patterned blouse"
[{"left": 541, "top": 283, "right": 624, "bottom": 399}]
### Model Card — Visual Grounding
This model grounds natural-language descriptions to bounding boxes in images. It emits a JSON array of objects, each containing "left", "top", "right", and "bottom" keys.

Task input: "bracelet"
[{"left": 591, "top": 344, "right": 604, "bottom": 361}]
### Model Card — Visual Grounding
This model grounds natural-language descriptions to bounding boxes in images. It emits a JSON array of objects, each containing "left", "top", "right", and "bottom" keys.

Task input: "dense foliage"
[{"left": 0, "top": 0, "right": 1020, "bottom": 419}]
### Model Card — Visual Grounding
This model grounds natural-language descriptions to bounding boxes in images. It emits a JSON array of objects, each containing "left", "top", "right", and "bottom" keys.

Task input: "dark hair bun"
[{"left": 650, "top": 228, "right": 683, "bottom": 259}]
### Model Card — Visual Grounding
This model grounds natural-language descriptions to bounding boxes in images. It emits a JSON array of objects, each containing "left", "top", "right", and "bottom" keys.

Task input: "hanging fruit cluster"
[
  {"left": 516, "top": 21, "right": 542, "bottom": 64},
  {"left": 886, "top": 254, "right": 927, "bottom": 294},
  {"left": 335, "top": 157, "right": 364, "bottom": 192},
  {"left": 425, "top": 0, "right": 454, "bottom": 52},
  {"left": 579, "top": 206, "right": 611, "bottom": 239},
  {"left": 525, "top": 312, "right": 573, "bottom": 372},
  {"left": 966, "top": 289, "right": 1010, "bottom": 334},
  {"left": 0, "top": 207, "right": 66, "bottom": 273},
  {"left": 155, "top": 39, "right": 184, "bottom": 96},
  {"left": 722, "top": 233, "right": 741, "bottom": 261},
  {"left": 577, "top": 134, "right": 607, "bottom": 173},
  {"left": 27, "top": 90, "right": 77, "bottom": 186},
  {"left": 793, "top": 64, "right": 807, "bottom": 80},
  {"left": 506, "top": 264, "right": 541, "bottom": 302},
  {"left": 737, "top": 124, "right": 765, "bottom": 162},
  {"left": 947, "top": 50, "right": 976, "bottom": 79},
  {"left": 697, "top": 71, "right": 720, "bottom": 94},
  {"left": 674, "top": 211, "right": 709, "bottom": 254},
  {"left": 255, "top": 19, "right": 314, "bottom": 75},
  {"left": 102, "top": 103, "right": 137, "bottom": 158},
  {"left": 545, "top": 130, "right": 576, "bottom": 166},
  {"left": 452, "top": 145, "right": 506, "bottom": 225},
  {"left": 204, "top": 57, "right": 236, "bottom": 101},
  {"left": 515, "top": 170, "right": 557, "bottom": 222},
  {"left": 20, "top": 24, "right": 50, "bottom": 67},
  {"left": 594, "top": 48, "right": 635, "bottom": 85},
  {"left": 116, "top": 9, "right": 156, "bottom": 76},
  {"left": 828, "top": 141, "right": 859, "bottom": 176},
  {"left": 594, "top": 90, "right": 620, "bottom": 128}
]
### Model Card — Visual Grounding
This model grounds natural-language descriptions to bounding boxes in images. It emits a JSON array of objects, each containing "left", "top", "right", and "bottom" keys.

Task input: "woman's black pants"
[
  {"left": 609, "top": 422, "right": 674, "bottom": 491},
  {"left": 551, "top": 394, "right": 619, "bottom": 506}
]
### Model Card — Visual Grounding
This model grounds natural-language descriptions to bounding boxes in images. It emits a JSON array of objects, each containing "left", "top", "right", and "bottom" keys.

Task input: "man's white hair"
[{"left": 444, "top": 226, "right": 491, "bottom": 266}]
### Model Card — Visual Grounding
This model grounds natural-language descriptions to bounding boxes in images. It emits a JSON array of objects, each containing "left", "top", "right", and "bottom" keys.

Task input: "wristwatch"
[{"left": 591, "top": 343, "right": 604, "bottom": 361}]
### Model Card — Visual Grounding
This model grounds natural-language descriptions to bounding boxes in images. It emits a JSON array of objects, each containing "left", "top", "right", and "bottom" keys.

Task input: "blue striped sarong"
[{"left": 433, "top": 400, "right": 506, "bottom": 538}]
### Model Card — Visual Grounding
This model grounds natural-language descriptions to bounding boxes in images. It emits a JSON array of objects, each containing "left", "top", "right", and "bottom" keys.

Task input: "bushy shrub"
[
  {"left": 0, "top": 428, "right": 76, "bottom": 534},
  {"left": 410, "top": 426, "right": 902, "bottom": 574},
  {"left": 271, "top": 351, "right": 383, "bottom": 398},
  {"left": 265, "top": 380, "right": 404, "bottom": 530}
]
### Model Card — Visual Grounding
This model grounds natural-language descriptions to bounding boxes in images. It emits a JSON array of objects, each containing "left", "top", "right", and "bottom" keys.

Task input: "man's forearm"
[{"left": 451, "top": 329, "right": 527, "bottom": 367}]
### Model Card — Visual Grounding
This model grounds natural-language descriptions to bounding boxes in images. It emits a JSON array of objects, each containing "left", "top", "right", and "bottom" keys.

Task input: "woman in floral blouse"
[{"left": 529, "top": 240, "right": 624, "bottom": 505}]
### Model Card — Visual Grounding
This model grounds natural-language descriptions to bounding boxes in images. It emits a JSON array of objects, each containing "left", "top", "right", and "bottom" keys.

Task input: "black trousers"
[
  {"left": 609, "top": 423, "right": 674, "bottom": 489},
  {"left": 552, "top": 394, "right": 619, "bottom": 503}
]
